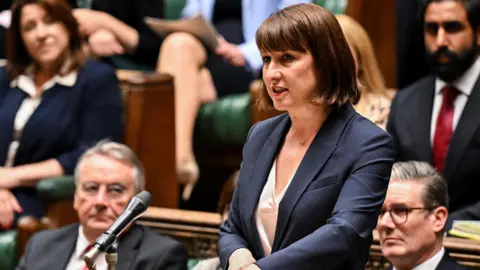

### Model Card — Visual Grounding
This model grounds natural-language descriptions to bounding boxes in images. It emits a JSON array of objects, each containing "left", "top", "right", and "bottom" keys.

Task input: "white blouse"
[
  {"left": 255, "top": 159, "right": 296, "bottom": 256},
  {"left": 4, "top": 69, "right": 77, "bottom": 167}
]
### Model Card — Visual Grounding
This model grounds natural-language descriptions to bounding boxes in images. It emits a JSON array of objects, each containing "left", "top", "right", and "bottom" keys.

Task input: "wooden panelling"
[{"left": 346, "top": 0, "right": 397, "bottom": 88}]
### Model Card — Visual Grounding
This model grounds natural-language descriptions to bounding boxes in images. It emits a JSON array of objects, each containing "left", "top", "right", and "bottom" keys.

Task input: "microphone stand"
[
  {"left": 84, "top": 244, "right": 118, "bottom": 270},
  {"left": 105, "top": 245, "right": 118, "bottom": 270}
]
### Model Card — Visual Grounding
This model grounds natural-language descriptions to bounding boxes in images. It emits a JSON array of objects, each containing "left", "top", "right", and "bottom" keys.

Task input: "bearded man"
[{"left": 387, "top": 0, "right": 480, "bottom": 230}]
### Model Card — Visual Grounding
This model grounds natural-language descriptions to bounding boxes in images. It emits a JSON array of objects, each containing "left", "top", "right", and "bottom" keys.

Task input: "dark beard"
[{"left": 426, "top": 43, "right": 479, "bottom": 82}]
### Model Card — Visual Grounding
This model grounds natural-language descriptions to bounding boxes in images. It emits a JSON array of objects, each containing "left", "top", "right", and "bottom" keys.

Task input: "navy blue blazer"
[
  {"left": 218, "top": 104, "right": 395, "bottom": 270},
  {"left": 0, "top": 60, "right": 124, "bottom": 219}
]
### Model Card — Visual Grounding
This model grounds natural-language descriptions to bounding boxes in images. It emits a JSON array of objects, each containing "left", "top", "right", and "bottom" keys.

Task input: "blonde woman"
[{"left": 336, "top": 14, "right": 395, "bottom": 129}]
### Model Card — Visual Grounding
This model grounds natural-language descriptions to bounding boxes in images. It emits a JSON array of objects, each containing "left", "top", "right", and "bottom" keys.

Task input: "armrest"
[
  {"left": 0, "top": 230, "right": 17, "bottom": 270},
  {"left": 36, "top": 176, "right": 75, "bottom": 200}
]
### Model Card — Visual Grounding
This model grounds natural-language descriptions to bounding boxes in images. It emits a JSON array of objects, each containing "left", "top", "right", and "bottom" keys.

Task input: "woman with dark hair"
[
  {"left": 218, "top": 4, "right": 395, "bottom": 270},
  {"left": 0, "top": 0, "right": 123, "bottom": 229}
]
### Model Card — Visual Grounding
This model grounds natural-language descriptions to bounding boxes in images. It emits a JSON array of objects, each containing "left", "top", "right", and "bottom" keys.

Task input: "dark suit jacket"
[
  {"left": 0, "top": 26, "right": 6, "bottom": 59},
  {"left": 396, "top": 0, "right": 430, "bottom": 89},
  {"left": 16, "top": 223, "right": 188, "bottom": 270},
  {"left": 387, "top": 251, "right": 469, "bottom": 270},
  {"left": 387, "top": 74, "right": 480, "bottom": 229},
  {"left": 0, "top": 60, "right": 124, "bottom": 220},
  {"left": 218, "top": 104, "right": 396, "bottom": 270}
]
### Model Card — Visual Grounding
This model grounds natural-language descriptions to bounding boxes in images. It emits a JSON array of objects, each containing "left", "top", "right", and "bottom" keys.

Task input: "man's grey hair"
[
  {"left": 74, "top": 140, "right": 145, "bottom": 192},
  {"left": 391, "top": 161, "right": 449, "bottom": 210}
]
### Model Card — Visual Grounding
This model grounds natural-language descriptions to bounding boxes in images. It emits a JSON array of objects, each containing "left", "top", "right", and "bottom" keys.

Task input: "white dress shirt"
[
  {"left": 430, "top": 56, "right": 480, "bottom": 145},
  {"left": 65, "top": 226, "right": 107, "bottom": 270},
  {"left": 393, "top": 247, "right": 445, "bottom": 270},
  {"left": 4, "top": 67, "right": 77, "bottom": 167},
  {"left": 255, "top": 159, "right": 296, "bottom": 256}
]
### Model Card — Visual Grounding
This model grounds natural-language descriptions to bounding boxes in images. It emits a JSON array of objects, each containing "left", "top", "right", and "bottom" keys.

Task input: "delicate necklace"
[{"left": 294, "top": 130, "right": 318, "bottom": 146}]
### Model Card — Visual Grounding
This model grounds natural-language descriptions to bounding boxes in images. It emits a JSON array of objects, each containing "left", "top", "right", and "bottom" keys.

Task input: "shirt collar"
[
  {"left": 393, "top": 247, "right": 445, "bottom": 270},
  {"left": 9, "top": 60, "right": 78, "bottom": 97},
  {"left": 75, "top": 225, "right": 93, "bottom": 260},
  {"left": 435, "top": 56, "right": 480, "bottom": 96}
]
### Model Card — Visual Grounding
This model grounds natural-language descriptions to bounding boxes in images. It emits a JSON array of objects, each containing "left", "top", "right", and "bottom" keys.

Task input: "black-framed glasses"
[{"left": 378, "top": 207, "right": 432, "bottom": 225}]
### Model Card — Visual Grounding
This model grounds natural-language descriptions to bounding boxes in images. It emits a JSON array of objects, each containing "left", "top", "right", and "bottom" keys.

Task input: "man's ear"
[
  {"left": 431, "top": 206, "right": 448, "bottom": 233},
  {"left": 73, "top": 189, "right": 80, "bottom": 211}
]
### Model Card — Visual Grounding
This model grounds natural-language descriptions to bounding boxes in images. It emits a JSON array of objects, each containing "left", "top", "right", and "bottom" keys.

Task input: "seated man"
[
  {"left": 377, "top": 161, "right": 467, "bottom": 270},
  {"left": 16, "top": 140, "right": 188, "bottom": 270}
]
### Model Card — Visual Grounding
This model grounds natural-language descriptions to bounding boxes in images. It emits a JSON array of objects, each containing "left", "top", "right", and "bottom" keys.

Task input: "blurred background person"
[
  {"left": 72, "top": 0, "right": 164, "bottom": 70},
  {"left": 336, "top": 14, "right": 395, "bottom": 130},
  {"left": 0, "top": 0, "right": 123, "bottom": 230},
  {"left": 377, "top": 161, "right": 467, "bottom": 270},
  {"left": 218, "top": 4, "right": 395, "bottom": 270},
  {"left": 156, "top": 0, "right": 312, "bottom": 201}
]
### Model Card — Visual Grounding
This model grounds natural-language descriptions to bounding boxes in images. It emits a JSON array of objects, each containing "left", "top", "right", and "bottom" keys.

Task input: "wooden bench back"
[{"left": 137, "top": 207, "right": 480, "bottom": 269}]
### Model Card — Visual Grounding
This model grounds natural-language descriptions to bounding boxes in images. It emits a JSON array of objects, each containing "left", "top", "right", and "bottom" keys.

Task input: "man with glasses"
[
  {"left": 16, "top": 140, "right": 188, "bottom": 270},
  {"left": 377, "top": 161, "right": 467, "bottom": 270}
]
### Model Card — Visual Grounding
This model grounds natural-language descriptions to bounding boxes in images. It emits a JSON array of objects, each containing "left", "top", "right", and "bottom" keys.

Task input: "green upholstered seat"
[
  {"left": 36, "top": 176, "right": 76, "bottom": 200},
  {"left": 0, "top": 230, "right": 18, "bottom": 270},
  {"left": 195, "top": 93, "right": 251, "bottom": 146},
  {"left": 314, "top": 0, "right": 348, "bottom": 14}
]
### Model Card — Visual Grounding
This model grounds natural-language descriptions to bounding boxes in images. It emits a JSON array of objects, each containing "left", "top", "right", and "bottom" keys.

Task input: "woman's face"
[
  {"left": 261, "top": 49, "right": 317, "bottom": 111},
  {"left": 20, "top": 4, "right": 70, "bottom": 70}
]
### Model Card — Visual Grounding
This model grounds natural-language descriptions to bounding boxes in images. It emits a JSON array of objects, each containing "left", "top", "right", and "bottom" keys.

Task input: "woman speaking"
[{"left": 218, "top": 4, "right": 395, "bottom": 270}]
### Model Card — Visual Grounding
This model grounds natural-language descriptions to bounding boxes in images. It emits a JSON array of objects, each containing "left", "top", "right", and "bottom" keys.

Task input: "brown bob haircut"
[
  {"left": 255, "top": 3, "right": 360, "bottom": 110},
  {"left": 6, "top": 0, "right": 85, "bottom": 79}
]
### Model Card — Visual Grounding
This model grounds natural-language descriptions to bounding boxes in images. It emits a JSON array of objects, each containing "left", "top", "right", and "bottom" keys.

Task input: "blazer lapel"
[
  {"left": 115, "top": 225, "right": 143, "bottom": 270},
  {"left": 412, "top": 77, "right": 435, "bottom": 164},
  {"left": 244, "top": 114, "right": 290, "bottom": 258},
  {"left": 0, "top": 89, "right": 25, "bottom": 165},
  {"left": 42, "top": 225, "right": 78, "bottom": 270},
  {"left": 444, "top": 77, "right": 480, "bottom": 181},
  {"left": 271, "top": 104, "right": 355, "bottom": 252}
]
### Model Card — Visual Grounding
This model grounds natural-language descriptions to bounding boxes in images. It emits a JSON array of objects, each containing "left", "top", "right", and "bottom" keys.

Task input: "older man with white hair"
[{"left": 16, "top": 140, "right": 188, "bottom": 270}]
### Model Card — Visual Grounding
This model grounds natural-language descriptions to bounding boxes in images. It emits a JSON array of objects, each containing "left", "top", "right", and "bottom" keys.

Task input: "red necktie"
[
  {"left": 83, "top": 245, "right": 93, "bottom": 270},
  {"left": 433, "top": 86, "right": 459, "bottom": 172}
]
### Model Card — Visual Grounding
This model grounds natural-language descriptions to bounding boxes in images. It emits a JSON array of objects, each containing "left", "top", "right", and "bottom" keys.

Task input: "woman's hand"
[
  {"left": 216, "top": 38, "right": 246, "bottom": 67},
  {"left": 228, "top": 248, "right": 256, "bottom": 270},
  {"left": 88, "top": 29, "right": 125, "bottom": 57},
  {"left": 73, "top": 9, "right": 106, "bottom": 36},
  {"left": 0, "top": 167, "right": 20, "bottom": 189},
  {"left": 0, "top": 189, "right": 22, "bottom": 229}
]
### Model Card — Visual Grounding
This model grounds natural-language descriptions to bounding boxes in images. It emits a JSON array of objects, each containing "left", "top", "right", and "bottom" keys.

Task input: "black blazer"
[
  {"left": 386, "top": 251, "right": 469, "bottom": 270},
  {"left": 387, "top": 74, "right": 480, "bottom": 229},
  {"left": 0, "top": 60, "right": 124, "bottom": 219},
  {"left": 218, "top": 104, "right": 396, "bottom": 270},
  {"left": 16, "top": 224, "right": 188, "bottom": 270}
]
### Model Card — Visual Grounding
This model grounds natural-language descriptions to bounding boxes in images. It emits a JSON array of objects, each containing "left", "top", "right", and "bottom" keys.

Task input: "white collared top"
[
  {"left": 393, "top": 247, "right": 445, "bottom": 270},
  {"left": 65, "top": 225, "right": 107, "bottom": 270},
  {"left": 4, "top": 64, "right": 77, "bottom": 167}
]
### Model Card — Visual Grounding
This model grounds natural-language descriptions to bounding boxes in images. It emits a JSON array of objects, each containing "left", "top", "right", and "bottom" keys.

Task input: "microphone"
[{"left": 84, "top": 191, "right": 152, "bottom": 267}]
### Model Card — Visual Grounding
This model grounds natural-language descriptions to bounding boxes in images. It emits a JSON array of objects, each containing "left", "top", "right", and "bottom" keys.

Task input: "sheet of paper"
[{"left": 144, "top": 14, "right": 220, "bottom": 51}]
